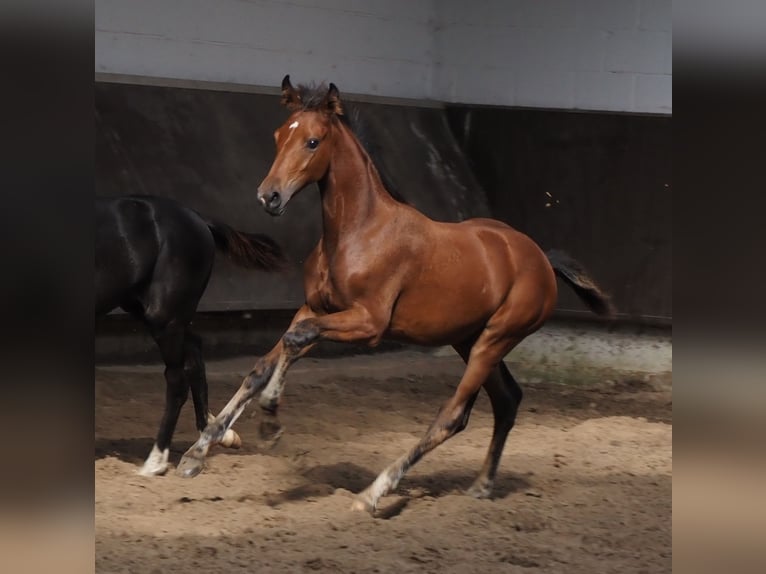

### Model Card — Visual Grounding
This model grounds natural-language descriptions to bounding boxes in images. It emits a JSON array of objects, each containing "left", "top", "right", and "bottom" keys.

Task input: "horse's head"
[{"left": 257, "top": 75, "right": 344, "bottom": 216}]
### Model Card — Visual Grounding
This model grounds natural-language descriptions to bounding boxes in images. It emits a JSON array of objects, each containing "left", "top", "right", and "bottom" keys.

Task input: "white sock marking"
[
  {"left": 260, "top": 354, "right": 289, "bottom": 406},
  {"left": 138, "top": 443, "right": 169, "bottom": 476}
]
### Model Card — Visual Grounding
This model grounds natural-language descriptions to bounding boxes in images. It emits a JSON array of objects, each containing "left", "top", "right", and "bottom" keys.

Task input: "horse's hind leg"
[
  {"left": 184, "top": 331, "right": 209, "bottom": 433},
  {"left": 139, "top": 322, "right": 189, "bottom": 476},
  {"left": 451, "top": 342, "right": 523, "bottom": 499},
  {"left": 184, "top": 332, "right": 241, "bottom": 449},
  {"left": 352, "top": 333, "right": 519, "bottom": 513},
  {"left": 466, "top": 362, "right": 522, "bottom": 499}
]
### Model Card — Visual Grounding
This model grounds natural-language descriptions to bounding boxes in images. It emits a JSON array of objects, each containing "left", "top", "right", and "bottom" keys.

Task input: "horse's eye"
[{"left": 307, "top": 138, "right": 320, "bottom": 150}]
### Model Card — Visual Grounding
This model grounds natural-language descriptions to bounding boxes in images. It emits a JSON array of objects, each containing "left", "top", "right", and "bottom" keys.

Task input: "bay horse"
[
  {"left": 177, "top": 77, "right": 614, "bottom": 513},
  {"left": 96, "top": 195, "right": 286, "bottom": 475}
]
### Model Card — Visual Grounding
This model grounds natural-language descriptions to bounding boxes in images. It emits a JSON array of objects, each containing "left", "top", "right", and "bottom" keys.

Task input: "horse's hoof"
[
  {"left": 350, "top": 496, "right": 375, "bottom": 514},
  {"left": 465, "top": 482, "right": 492, "bottom": 500},
  {"left": 259, "top": 419, "right": 284, "bottom": 446},
  {"left": 176, "top": 455, "right": 205, "bottom": 478},
  {"left": 137, "top": 463, "right": 168, "bottom": 477},
  {"left": 219, "top": 429, "right": 242, "bottom": 449},
  {"left": 138, "top": 445, "right": 169, "bottom": 476}
]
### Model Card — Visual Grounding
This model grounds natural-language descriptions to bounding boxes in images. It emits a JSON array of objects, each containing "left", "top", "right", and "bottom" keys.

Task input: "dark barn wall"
[
  {"left": 446, "top": 107, "right": 672, "bottom": 323},
  {"left": 96, "top": 80, "right": 671, "bottom": 324}
]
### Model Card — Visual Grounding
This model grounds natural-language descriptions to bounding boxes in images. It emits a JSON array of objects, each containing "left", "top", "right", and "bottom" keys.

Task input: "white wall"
[
  {"left": 95, "top": 0, "right": 671, "bottom": 114},
  {"left": 434, "top": 0, "right": 672, "bottom": 113},
  {"left": 95, "top": 0, "right": 436, "bottom": 99}
]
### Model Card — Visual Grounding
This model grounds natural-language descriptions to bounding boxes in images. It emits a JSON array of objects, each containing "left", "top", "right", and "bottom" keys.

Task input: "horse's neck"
[{"left": 318, "top": 124, "right": 394, "bottom": 248}]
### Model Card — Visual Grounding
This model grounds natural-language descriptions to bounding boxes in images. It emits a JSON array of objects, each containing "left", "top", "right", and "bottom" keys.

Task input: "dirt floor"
[{"left": 95, "top": 350, "right": 672, "bottom": 573}]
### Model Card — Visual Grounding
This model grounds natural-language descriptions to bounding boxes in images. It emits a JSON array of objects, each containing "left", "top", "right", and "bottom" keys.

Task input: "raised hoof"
[
  {"left": 176, "top": 455, "right": 205, "bottom": 478},
  {"left": 350, "top": 496, "right": 375, "bottom": 514},
  {"left": 258, "top": 419, "right": 284, "bottom": 446},
  {"left": 465, "top": 482, "right": 492, "bottom": 500},
  {"left": 219, "top": 429, "right": 242, "bottom": 449}
]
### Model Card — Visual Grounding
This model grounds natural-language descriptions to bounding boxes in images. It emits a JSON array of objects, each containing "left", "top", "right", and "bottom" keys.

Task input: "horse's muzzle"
[{"left": 258, "top": 190, "right": 285, "bottom": 216}]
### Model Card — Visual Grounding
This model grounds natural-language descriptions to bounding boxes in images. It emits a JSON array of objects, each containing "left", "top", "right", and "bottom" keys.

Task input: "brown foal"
[{"left": 177, "top": 76, "right": 615, "bottom": 513}]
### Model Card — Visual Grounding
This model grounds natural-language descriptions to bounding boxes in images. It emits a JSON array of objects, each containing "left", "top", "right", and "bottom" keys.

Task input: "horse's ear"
[
  {"left": 326, "top": 83, "right": 344, "bottom": 116},
  {"left": 280, "top": 74, "right": 302, "bottom": 110}
]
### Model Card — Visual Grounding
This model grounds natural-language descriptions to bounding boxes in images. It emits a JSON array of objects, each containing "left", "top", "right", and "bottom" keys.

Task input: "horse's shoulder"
[{"left": 459, "top": 217, "right": 515, "bottom": 231}]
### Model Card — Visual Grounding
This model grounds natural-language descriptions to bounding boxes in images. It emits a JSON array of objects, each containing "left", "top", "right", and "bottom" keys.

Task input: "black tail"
[
  {"left": 207, "top": 221, "right": 287, "bottom": 271},
  {"left": 546, "top": 249, "right": 616, "bottom": 318}
]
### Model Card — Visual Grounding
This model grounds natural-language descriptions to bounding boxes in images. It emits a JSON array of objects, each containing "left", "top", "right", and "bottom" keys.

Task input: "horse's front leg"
[
  {"left": 254, "top": 307, "right": 321, "bottom": 446},
  {"left": 175, "top": 348, "right": 280, "bottom": 478},
  {"left": 175, "top": 305, "right": 316, "bottom": 478},
  {"left": 177, "top": 305, "right": 384, "bottom": 478},
  {"left": 259, "top": 304, "right": 386, "bottom": 414},
  {"left": 255, "top": 304, "right": 386, "bottom": 442}
]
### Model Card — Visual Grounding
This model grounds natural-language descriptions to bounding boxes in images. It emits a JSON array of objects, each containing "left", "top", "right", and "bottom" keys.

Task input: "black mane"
[
  {"left": 295, "top": 83, "right": 406, "bottom": 204},
  {"left": 295, "top": 83, "right": 329, "bottom": 112}
]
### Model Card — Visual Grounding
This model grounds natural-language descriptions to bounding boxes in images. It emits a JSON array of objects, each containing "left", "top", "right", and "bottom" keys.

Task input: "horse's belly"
[{"left": 385, "top": 291, "right": 493, "bottom": 346}]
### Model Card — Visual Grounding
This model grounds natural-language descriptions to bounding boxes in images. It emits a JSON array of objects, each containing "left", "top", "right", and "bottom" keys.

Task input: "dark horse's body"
[{"left": 95, "top": 195, "right": 285, "bottom": 475}]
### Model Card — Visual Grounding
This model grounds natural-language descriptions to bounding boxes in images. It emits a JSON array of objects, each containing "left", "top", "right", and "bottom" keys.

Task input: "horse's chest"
[{"left": 306, "top": 263, "right": 349, "bottom": 314}]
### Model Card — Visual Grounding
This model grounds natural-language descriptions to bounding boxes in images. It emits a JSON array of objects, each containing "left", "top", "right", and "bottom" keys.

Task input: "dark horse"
[
  {"left": 178, "top": 77, "right": 615, "bottom": 513},
  {"left": 96, "top": 195, "right": 285, "bottom": 475}
]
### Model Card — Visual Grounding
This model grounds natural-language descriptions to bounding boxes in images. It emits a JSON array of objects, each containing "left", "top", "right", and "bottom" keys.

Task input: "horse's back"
[
  {"left": 95, "top": 196, "right": 216, "bottom": 319},
  {"left": 385, "top": 212, "right": 556, "bottom": 344},
  {"left": 454, "top": 216, "right": 558, "bottom": 331},
  {"left": 426, "top": 215, "right": 552, "bottom": 278},
  {"left": 457, "top": 217, "right": 551, "bottom": 266}
]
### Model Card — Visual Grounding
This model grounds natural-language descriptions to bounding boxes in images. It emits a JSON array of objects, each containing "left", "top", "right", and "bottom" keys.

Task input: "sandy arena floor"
[{"left": 96, "top": 350, "right": 671, "bottom": 573}]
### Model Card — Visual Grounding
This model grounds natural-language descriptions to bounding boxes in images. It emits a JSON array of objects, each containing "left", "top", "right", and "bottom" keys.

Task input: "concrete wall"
[
  {"left": 95, "top": 0, "right": 671, "bottom": 113},
  {"left": 95, "top": 0, "right": 436, "bottom": 100},
  {"left": 433, "top": 0, "right": 672, "bottom": 113}
]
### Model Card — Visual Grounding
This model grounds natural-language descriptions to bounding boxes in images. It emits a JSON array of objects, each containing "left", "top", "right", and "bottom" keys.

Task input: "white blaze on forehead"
[{"left": 289, "top": 121, "right": 299, "bottom": 129}]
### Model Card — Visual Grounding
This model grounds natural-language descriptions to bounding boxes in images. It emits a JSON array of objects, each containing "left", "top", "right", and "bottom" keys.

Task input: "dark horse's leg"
[
  {"left": 140, "top": 321, "right": 189, "bottom": 476},
  {"left": 184, "top": 331, "right": 209, "bottom": 433},
  {"left": 185, "top": 332, "right": 241, "bottom": 448},
  {"left": 141, "top": 324, "right": 240, "bottom": 476}
]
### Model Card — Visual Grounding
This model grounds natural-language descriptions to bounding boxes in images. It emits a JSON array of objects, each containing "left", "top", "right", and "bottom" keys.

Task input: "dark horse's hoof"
[{"left": 176, "top": 455, "right": 205, "bottom": 478}]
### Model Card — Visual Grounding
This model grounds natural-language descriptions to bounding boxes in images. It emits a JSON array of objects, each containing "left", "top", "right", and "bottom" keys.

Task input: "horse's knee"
[
  {"left": 144, "top": 304, "right": 174, "bottom": 332},
  {"left": 283, "top": 320, "right": 320, "bottom": 354},
  {"left": 431, "top": 400, "right": 472, "bottom": 438},
  {"left": 184, "top": 336, "right": 204, "bottom": 371},
  {"left": 453, "top": 391, "right": 480, "bottom": 434},
  {"left": 454, "top": 409, "right": 473, "bottom": 434}
]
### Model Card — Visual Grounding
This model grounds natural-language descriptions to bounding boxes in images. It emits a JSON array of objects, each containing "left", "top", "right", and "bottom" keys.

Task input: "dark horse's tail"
[
  {"left": 207, "top": 221, "right": 287, "bottom": 271},
  {"left": 546, "top": 249, "right": 616, "bottom": 318}
]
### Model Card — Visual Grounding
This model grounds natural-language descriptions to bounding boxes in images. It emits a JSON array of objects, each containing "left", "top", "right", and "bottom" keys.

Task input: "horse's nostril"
[{"left": 269, "top": 191, "right": 281, "bottom": 208}]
